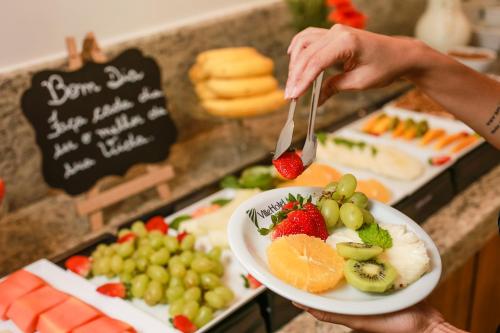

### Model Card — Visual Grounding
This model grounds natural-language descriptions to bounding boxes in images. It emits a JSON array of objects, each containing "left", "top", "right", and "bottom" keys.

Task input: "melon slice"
[
  {"left": 0, "top": 270, "right": 45, "bottom": 319},
  {"left": 37, "top": 297, "right": 101, "bottom": 333},
  {"left": 73, "top": 317, "right": 135, "bottom": 333},
  {"left": 7, "top": 285, "right": 69, "bottom": 333}
]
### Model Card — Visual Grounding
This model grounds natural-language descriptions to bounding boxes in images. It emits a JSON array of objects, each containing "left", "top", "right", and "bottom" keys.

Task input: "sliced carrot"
[
  {"left": 420, "top": 128, "right": 446, "bottom": 146},
  {"left": 371, "top": 116, "right": 392, "bottom": 135},
  {"left": 403, "top": 125, "right": 417, "bottom": 140},
  {"left": 362, "top": 114, "right": 385, "bottom": 133},
  {"left": 191, "top": 204, "right": 220, "bottom": 218},
  {"left": 434, "top": 132, "right": 468, "bottom": 150},
  {"left": 392, "top": 121, "right": 406, "bottom": 137},
  {"left": 451, "top": 135, "right": 478, "bottom": 153}
]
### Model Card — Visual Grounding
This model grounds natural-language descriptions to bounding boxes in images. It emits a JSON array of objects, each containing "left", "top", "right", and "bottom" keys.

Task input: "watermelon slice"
[
  {"left": 0, "top": 270, "right": 45, "bottom": 319},
  {"left": 73, "top": 317, "right": 136, "bottom": 333},
  {"left": 7, "top": 285, "right": 69, "bottom": 333},
  {"left": 37, "top": 297, "right": 101, "bottom": 333}
]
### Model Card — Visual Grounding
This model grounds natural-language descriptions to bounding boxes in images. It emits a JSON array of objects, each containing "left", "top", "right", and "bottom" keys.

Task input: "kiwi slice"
[
  {"left": 337, "top": 242, "right": 383, "bottom": 260},
  {"left": 344, "top": 259, "right": 397, "bottom": 293}
]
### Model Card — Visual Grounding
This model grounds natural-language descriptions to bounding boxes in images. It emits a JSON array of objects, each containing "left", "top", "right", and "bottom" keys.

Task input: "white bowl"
[
  {"left": 448, "top": 46, "right": 497, "bottom": 72},
  {"left": 228, "top": 186, "right": 442, "bottom": 315}
]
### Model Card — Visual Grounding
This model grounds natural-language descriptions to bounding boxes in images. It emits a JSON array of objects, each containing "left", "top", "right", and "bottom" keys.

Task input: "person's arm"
[
  {"left": 294, "top": 302, "right": 469, "bottom": 333},
  {"left": 285, "top": 25, "right": 500, "bottom": 148}
]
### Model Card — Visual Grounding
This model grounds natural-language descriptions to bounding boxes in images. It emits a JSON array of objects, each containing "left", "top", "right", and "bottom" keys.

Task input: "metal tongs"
[{"left": 273, "top": 71, "right": 324, "bottom": 167}]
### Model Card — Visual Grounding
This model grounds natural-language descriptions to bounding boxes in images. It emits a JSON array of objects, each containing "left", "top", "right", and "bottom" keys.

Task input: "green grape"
[
  {"left": 120, "top": 272, "right": 134, "bottom": 284},
  {"left": 204, "top": 290, "right": 225, "bottom": 309},
  {"left": 194, "top": 305, "right": 213, "bottom": 328},
  {"left": 200, "top": 273, "right": 221, "bottom": 290},
  {"left": 131, "top": 274, "right": 149, "bottom": 298},
  {"left": 91, "top": 250, "right": 102, "bottom": 260},
  {"left": 169, "top": 255, "right": 184, "bottom": 268},
  {"left": 150, "top": 248, "right": 170, "bottom": 266},
  {"left": 320, "top": 199, "right": 340, "bottom": 229},
  {"left": 148, "top": 232, "right": 165, "bottom": 250},
  {"left": 180, "top": 234, "right": 196, "bottom": 251},
  {"left": 137, "top": 245, "right": 153, "bottom": 258},
  {"left": 110, "top": 254, "right": 124, "bottom": 274},
  {"left": 325, "top": 181, "right": 338, "bottom": 192},
  {"left": 117, "top": 242, "right": 135, "bottom": 258},
  {"left": 123, "top": 258, "right": 136, "bottom": 273},
  {"left": 214, "top": 286, "right": 234, "bottom": 305},
  {"left": 183, "top": 286, "right": 201, "bottom": 302},
  {"left": 169, "top": 262, "right": 187, "bottom": 278},
  {"left": 147, "top": 265, "right": 170, "bottom": 284},
  {"left": 331, "top": 191, "right": 344, "bottom": 202},
  {"left": 182, "top": 300, "right": 200, "bottom": 321},
  {"left": 361, "top": 208, "right": 375, "bottom": 224},
  {"left": 144, "top": 280, "right": 164, "bottom": 306},
  {"left": 348, "top": 192, "right": 368, "bottom": 208},
  {"left": 211, "top": 261, "right": 224, "bottom": 277},
  {"left": 103, "top": 247, "right": 114, "bottom": 257},
  {"left": 96, "top": 256, "right": 111, "bottom": 275},
  {"left": 135, "top": 257, "right": 148, "bottom": 273},
  {"left": 207, "top": 247, "right": 222, "bottom": 261},
  {"left": 131, "top": 221, "right": 148, "bottom": 237},
  {"left": 138, "top": 237, "right": 150, "bottom": 247},
  {"left": 339, "top": 202, "right": 363, "bottom": 230},
  {"left": 91, "top": 259, "right": 103, "bottom": 276},
  {"left": 184, "top": 270, "right": 200, "bottom": 288},
  {"left": 180, "top": 251, "right": 194, "bottom": 266},
  {"left": 336, "top": 174, "right": 357, "bottom": 198},
  {"left": 118, "top": 228, "right": 131, "bottom": 237},
  {"left": 166, "top": 286, "right": 185, "bottom": 303},
  {"left": 96, "top": 244, "right": 108, "bottom": 252},
  {"left": 164, "top": 236, "right": 179, "bottom": 253},
  {"left": 110, "top": 243, "right": 120, "bottom": 252},
  {"left": 191, "top": 257, "right": 215, "bottom": 273},
  {"left": 169, "top": 276, "right": 184, "bottom": 288},
  {"left": 169, "top": 299, "right": 185, "bottom": 316}
]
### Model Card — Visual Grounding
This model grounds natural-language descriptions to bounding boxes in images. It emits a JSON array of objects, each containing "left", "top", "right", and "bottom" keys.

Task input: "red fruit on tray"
[
  {"left": 272, "top": 208, "right": 328, "bottom": 241},
  {"left": 117, "top": 232, "right": 136, "bottom": 243},
  {"left": 145, "top": 216, "right": 168, "bottom": 234},
  {"left": 96, "top": 282, "right": 127, "bottom": 299},
  {"left": 177, "top": 231, "right": 188, "bottom": 242},
  {"left": 246, "top": 274, "right": 262, "bottom": 289},
  {"left": 281, "top": 201, "right": 299, "bottom": 211},
  {"left": 429, "top": 155, "right": 451, "bottom": 166},
  {"left": 172, "top": 315, "right": 197, "bottom": 333},
  {"left": 65, "top": 256, "right": 91, "bottom": 277},
  {"left": 0, "top": 270, "right": 45, "bottom": 320},
  {"left": 272, "top": 151, "right": 305, "bottom": 180}
]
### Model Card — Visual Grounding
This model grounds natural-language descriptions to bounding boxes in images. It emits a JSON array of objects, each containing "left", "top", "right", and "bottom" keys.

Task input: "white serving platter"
[{"left": 228, "top": 187, "right": 442, "bottom": 315}]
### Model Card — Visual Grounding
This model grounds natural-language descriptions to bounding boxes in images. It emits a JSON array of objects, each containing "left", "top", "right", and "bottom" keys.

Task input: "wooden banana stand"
[{"left": 66, "top": 33, "right": 175, "bottom": 231}]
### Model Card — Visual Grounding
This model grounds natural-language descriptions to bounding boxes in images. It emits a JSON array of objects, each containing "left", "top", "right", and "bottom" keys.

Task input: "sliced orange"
[
  {"left": 357, "top": 179, "right": 392, "bottom": 203},
  {"left": 267, "top": 234, "right": 344, "bottom": 293},
  {"left": 279, "top": 163, "right": 341, "bottom": 188}
]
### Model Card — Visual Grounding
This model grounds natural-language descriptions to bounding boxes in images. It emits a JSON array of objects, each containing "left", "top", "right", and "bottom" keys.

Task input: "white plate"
[{"left": 228, "top": 187, "right": 442, "bottom": 315}]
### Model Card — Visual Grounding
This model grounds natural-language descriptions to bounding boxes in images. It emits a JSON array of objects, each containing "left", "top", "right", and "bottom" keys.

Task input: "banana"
[
  {"left": 194, "top": 82, "right": 217, "bottom": 100},
  {"left": 202, "top": 89, "right": 286, "bottom": 118},
  {"left": 196, "top": 47, "right": 259, "bottom": 64},
  {"left": 202, "top": 55, "right": 274, "bottom": 79},
  {"left": 205, "top": 76, "right": 278, "bottom": 98}
]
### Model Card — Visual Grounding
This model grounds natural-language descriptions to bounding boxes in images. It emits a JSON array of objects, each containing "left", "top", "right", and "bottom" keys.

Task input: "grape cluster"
[
  {"left": 90, "top": 221, "right": 234, "bottom": 328},
  {"left": 318, "top": 174, "right": 374, "bottom": 231}
]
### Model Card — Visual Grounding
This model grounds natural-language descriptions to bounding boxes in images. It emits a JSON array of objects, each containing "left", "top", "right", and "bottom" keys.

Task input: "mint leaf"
[
  {"left": 211, "top": 198, "right": 232, "bottom": 206},
  {"left": 169, "top": 215, "right": 192, "bottom": 230},
  {"left": 357, "top": 223, "right": 393, "bottom": 249}
]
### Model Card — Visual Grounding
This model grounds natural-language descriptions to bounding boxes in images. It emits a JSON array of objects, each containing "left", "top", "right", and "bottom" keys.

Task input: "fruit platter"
[{"left": 228, "top": 174, "right": 441, "bottom": 315}]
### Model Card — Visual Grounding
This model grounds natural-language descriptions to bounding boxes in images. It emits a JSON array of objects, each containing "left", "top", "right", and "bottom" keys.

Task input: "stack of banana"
[{"left": 189, "top": 47, "right": 286, "bottom": 118}]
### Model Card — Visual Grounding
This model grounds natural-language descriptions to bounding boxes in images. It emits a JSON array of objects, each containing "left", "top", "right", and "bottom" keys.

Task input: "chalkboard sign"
[{"left": 21, "top": 48, "right": 177, "bottom": 195}]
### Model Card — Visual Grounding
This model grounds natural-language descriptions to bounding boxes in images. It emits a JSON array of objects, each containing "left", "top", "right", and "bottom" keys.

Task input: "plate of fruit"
[{"left": 228, "top": 174, "right": 441, "bottom": 315}]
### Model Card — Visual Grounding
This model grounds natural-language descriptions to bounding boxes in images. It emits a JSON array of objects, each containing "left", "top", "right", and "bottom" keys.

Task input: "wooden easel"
[{"left": 66, "top": 33, "right": 175, "bottom": 231}]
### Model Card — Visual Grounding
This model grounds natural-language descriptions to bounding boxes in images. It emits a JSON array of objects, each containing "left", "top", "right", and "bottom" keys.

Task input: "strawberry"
[
  {"left": 96, "top": 282, "right": 127, "bottom": 298},
  {"left": 117, "top": 232, "right": 136, "bottom": 243},
  {"left": 172, "top": 315, "right": 197, "bottom": 333},
  {"left": 177, "top": 231, "right": 188, "bottom": 242},
  {"left": 272, "top": 151, "right": 304, "bottom": 180},
  {"left": 429, "top": 155, "right": 451, "bottom": 166},
  {"left": 272, "top": 208, "right": 328, "bottom": 241},
  {"left": 282, "top": 201, "right": 299, "bottom": 211},
  {"left": 241, "top": 274, "right": 262, "bottom": 289},
  {"left": 145, "top": 216, "right": 168, "bottom": 234},
  {"left": 65, "top": 255, "right": 91, "bottom": 277}
]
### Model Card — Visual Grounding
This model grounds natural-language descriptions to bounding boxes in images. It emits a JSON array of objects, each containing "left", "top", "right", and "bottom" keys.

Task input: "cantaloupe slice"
[
  {"left": 0, "top": 270, "right": 45, "bottom": 319},
  {"left": 7, "top": 285, "right": 69, "bottom": 333},
  {"left": 73, "top": 317, "right": 135, "bottom": 333},
  {"left": 37, "top": 297, "right": 101, "bottom": 333}
]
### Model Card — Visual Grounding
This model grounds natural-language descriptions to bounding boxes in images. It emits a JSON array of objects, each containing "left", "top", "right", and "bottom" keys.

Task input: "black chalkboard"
[{"left": 21, "top": 48, "right": 177, "bottom": 195}]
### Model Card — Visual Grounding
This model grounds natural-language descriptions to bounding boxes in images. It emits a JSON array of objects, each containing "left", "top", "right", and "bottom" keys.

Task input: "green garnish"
[
  {"left": 316, "top": 132, "right": 328, "bottom": 145},
  {"left": 211, "top": 198, "right": 232, "bottom": 206},
  {"left": 169, "top": 215, "right": 192, "bottom": 230},
  {"left": 357, "top": 223, "right": 393, "bottom": 249},
  {"left": 220, "top": 175, "right": 241, "bottom": 189}
]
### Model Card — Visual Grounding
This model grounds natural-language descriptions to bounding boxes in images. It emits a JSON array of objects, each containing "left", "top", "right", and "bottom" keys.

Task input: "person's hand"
[
  {"left": 285, "top": 25, "right": 426, "bottom": 103},
  {"left": 293, "top": 301, "right": 452, "bottom": 333}
]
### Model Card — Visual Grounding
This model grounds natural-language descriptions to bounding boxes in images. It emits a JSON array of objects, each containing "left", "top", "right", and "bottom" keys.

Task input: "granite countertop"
[{"left": 278, "top": 164, "right": 500, "bottom": 333}]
